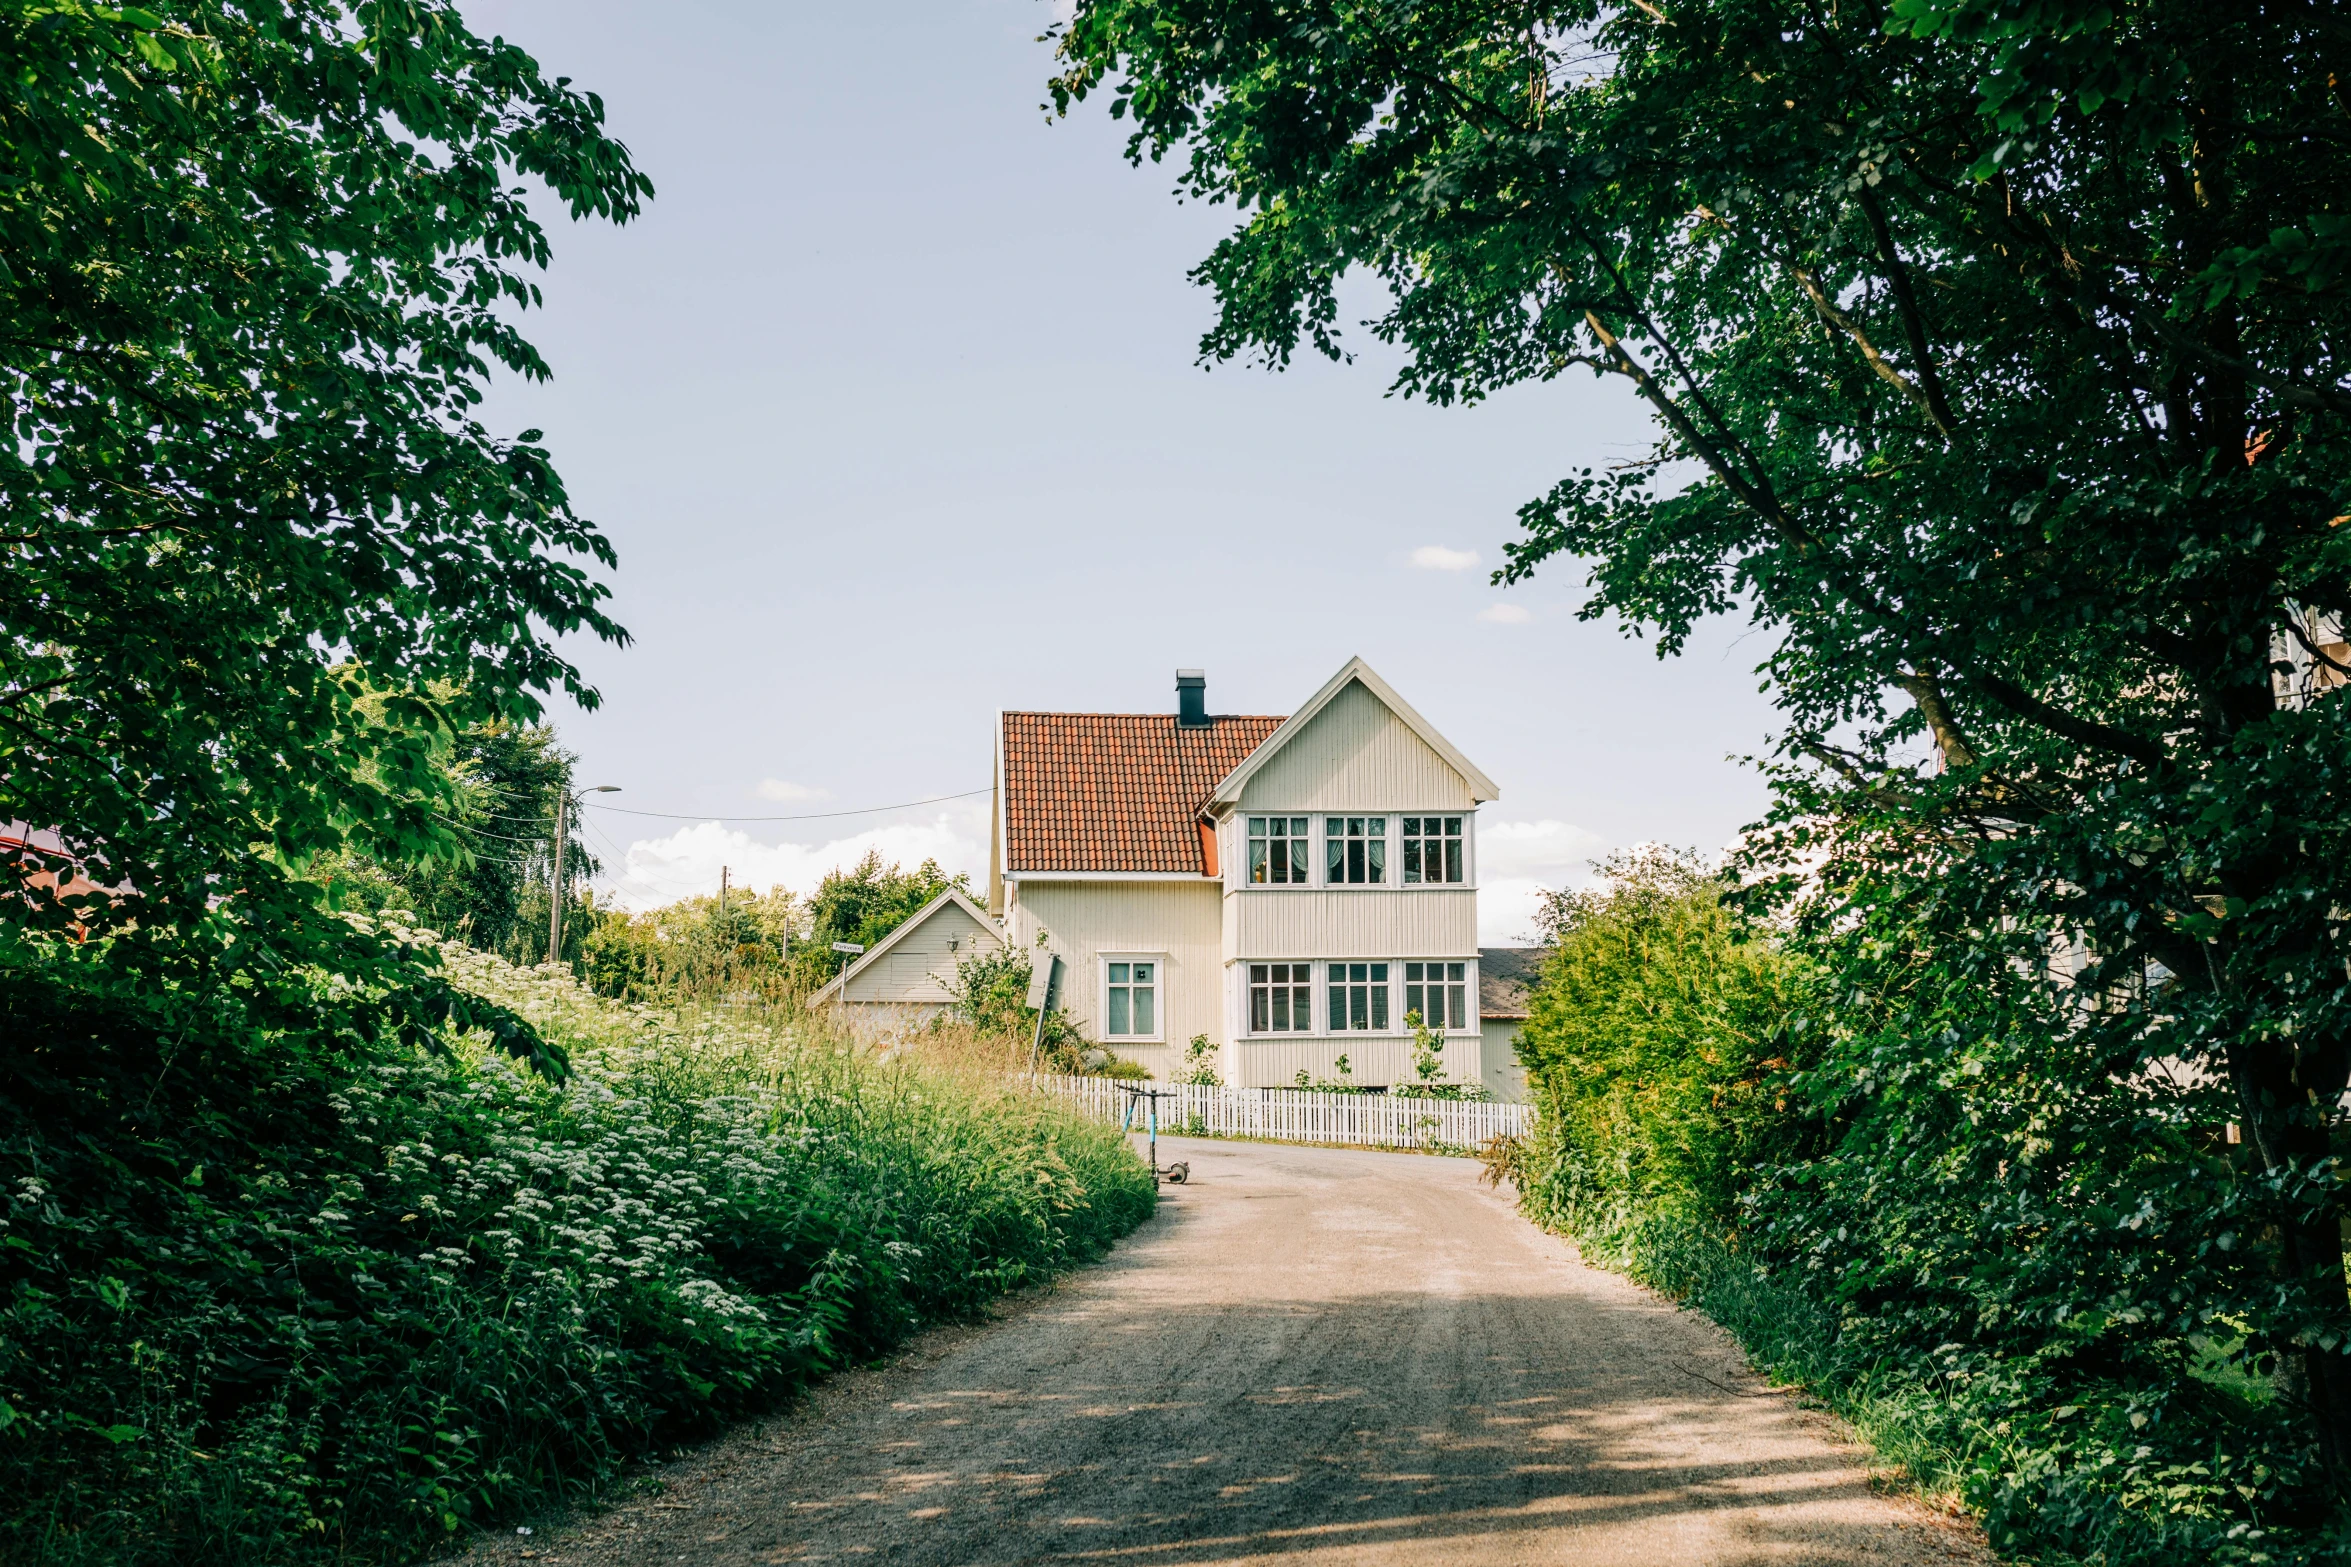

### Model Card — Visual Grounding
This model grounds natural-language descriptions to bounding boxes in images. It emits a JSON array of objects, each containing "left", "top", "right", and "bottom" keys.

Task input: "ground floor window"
[
  {"left": 1328, "top": 961, "right": 1390, "bottom": 1030},
  {"left": 1106, "top": 959, "right": 1158, "bottom": 1038},
  {"left": 1249, "top": 962, "right": 1312, "bottom": 1032},
  {"left": 1404, "top": 961, "right": 1467, "bottom": 1031}
]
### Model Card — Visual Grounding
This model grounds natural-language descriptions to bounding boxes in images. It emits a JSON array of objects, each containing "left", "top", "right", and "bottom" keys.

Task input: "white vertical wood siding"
[
  {"left": 842, "top": 900, "right": 1003, "bottom": 1005},
  {"left": 1225, "top": 1032, "right": 1485, "bottom": 1090},
  {"left": 1225, "top": 888, "right": 1478, "bottom": 959},
  {"left": 1235, "top": 679, "right": 1478, "bottom": 810},
  {"left": 1009, "top": 879, "right": 1222, "bottom": 1078},
  {"left": 1479, "top": 1017, "right": 1529, "bottom": 1103}
]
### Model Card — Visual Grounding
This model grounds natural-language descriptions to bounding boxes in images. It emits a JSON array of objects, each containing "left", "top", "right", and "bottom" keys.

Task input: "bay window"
[
  {"left": 1325, "top": 817, "right": 1387, "bottom": 885},
  {"left": 1404, "top": 961, "right": 1468, "bottom": 1031},
  {"left": 1248, "top": 816, "right": 1311, "bottom": 885},
  {"left": 1402, "top": 816, "right": 1465, "bottom": 884},
  {"left": 1248, "top": 962, "right": 1312, "bottom": 1032},
  {"left": 1327, "top": 961, "right": 1390, "bottom": 1031}
]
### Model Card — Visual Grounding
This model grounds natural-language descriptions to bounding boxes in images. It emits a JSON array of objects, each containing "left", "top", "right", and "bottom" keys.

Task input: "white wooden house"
[{"left": 822, "top": 657, "right": 1527, "bottom": 1095}]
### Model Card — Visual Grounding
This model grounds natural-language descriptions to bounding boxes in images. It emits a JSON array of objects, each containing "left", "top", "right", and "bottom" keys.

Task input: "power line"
[{"left": 582, "top": 787, "right": 989, "bottom": 824}]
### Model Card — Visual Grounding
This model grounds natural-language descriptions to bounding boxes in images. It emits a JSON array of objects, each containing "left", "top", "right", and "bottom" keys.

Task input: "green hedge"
[{"left": 0, "top": 942, "right": 1154, "bottom": 1563}]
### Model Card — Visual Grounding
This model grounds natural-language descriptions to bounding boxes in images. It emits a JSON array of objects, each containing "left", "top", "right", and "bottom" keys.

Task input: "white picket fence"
[{"left": 1030, "top": 1072, "right": 1533, "bottom": 1155}]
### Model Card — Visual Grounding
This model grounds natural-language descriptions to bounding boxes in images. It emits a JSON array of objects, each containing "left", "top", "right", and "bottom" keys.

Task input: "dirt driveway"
[{"left": 466, "top": 1137, "right": 1986, "bottom": 1566}]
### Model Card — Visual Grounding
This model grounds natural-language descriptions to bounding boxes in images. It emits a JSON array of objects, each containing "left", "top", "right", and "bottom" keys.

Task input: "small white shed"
[{"left": 811, "top": 889, "right": 1005, "bottom": 1017}]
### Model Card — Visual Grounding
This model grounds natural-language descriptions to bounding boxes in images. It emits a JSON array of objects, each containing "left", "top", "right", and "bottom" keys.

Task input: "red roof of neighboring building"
[{"left": 1001, "top": 712, "right": 1285, "bottom": 874}]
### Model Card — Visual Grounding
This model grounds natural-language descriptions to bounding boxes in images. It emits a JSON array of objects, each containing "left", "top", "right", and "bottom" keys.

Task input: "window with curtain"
[
  {"left": 1248, "top": 963, "right": 1312, "bottom": 1032},
  {"left": 1247, "top": 817, "right": 1311, "bottom": 884},
  {"left": 1327, "top": 961, "right": 1390, "bottom": 1030},
  {"left": 1404, "top": 961, "right": 1467, "bottom": 1030},
  {"left": 1105, "top": 960, "right": 1157, "bottom": 1038},
  {"left": 1401, "top": 816, "right": 1465, "bottom": 884},
  {"left": 1324, "top": 817, "right": 1387, "bottom": 884}
]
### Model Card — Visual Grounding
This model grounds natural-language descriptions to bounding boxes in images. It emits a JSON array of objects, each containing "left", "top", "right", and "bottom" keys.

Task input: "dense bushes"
[
  {"left": 1514, "top": 847, "right": 1818, "bottom": 1231},
  {"left": 0, "top": 937, "right": 1153, "bottom": 1564},
  {"left": 1512, "top": 855, "right": 2350, "bottom": 1565}
]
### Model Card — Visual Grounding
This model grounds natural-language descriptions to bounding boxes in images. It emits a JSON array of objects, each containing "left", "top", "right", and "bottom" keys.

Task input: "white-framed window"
[
  {"left": 1325, "top": 816, "right": 1387, "bottom": 885},
  {"left": 1248, "top": 962, "right": 1313, "bottom": 1033},
  {"left": 1404, "top": 961, "right": 1468, "bottom": 1031},
  {"left": 1247, "top": 816, "right": 1311, "bottom": 885},
  {"left": 1402, "top": 816, "right": 1466, "bottom": 885},
  {"left": 1104, "top": 957, "right": 1161, "bottom": 1040},
  {"left": 1327, "top": 961, "right": 1390, "bottom": 1031}
]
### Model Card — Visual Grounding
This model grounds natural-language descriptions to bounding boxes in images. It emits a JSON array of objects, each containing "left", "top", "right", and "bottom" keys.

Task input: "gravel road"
[{"left": 468, "top": 1137, "right": 1986, "bottom": 1567}]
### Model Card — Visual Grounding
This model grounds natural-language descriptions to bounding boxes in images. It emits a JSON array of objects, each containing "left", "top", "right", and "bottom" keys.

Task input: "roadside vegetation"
[
  {"left": 1057, "top": 0, "right": 2351, "bottom": 1558},
  {"left": 0, "top": 937, "right": 1153, "bottom": 1565},
  {"left": 1501, "top": 850, "right": 2342, "bottom": 1564}
]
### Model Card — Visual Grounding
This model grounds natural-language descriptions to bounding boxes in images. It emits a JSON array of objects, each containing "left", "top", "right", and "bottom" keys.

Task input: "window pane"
[
  {"left": 1446, "top": 817, "right": 1461, "bottom": 835},
  {"left": 1271, "top": 987, "right": 1289, "bottom": 1030},
  {"left": 1329, "top": 981, "right": 1345, "bottom": 1029},
  {"left": 1109, "top": 988, "right": 1130, "bottom": 1035},
  {"left": 1250, "top": 840, "right": 1268, "bottom": 883},
  {"left": 1367, "top": 817, "right": 1385, "bottom": 835},
  {"left": 1367, "top": 837, "right": 1385, "bottom": 883},
  {"left": 1448, "top": 963, "right": 1464, "bottom": 981},
  {"left": 1403, "top": 838, "right": 1421, "bottom": 883},
  {"left": 1252, "top": 989, "right": 1269, "bottom": 1032},
  {"left": 1108, "top": 962, "right": 1129, "bottom": 984},
  {"left": 1328, "top": 834, "right": 1344, "bottom": 883},
  {"left": 1349, "top": 985, "right": 1365, "bottom": 1030},
  {"left": 1369, "top": 963, "right": 1388, "bottom": 981},
  {"left": 1249, "top": 817, "right": 1265, "bottom": 836},
  {"left": 1448, "top": 984, "right": 1465, "bottom": 1029},
  {"left": 1135, "top": 988, "right": 1155, "bottom": 1035},
  {"left": 1445, "top": 838, "right": 1462, "bottom": 883},
  {"left": 1133, "top": 963, "right": 1153, "bottom": 983},
  {"left": 1251, "top": 964, "right": 1267, "bottom": 983},
  {"left": 1270, "top": 840, "right": 1289, "bottom": 883},
  {"left": 1403, "top": 817, "right": 1420, "bottom": 836},
  {"left": 1370, "top": 984, "right": 1388, "bottom": 1031}
]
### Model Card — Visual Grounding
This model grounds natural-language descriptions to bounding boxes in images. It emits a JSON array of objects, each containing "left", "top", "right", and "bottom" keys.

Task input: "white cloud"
[
  {"left": 588, "top": 805, "right": 989, "bottom": 912},
  {"left": 1410, "top": 544, "right": 1481, "bottom": 571},
  {"left": 1477, "top": 603, "right": 1531, "bottom": 624},
  {"left": 1476, "top": 818, "right": 1606, "bottom": 946},
  {"left": 754, "top": 778, "right": 831, "bottom": 804}
]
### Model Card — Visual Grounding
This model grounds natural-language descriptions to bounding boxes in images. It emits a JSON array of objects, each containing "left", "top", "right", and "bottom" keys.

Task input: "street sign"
[
  {"left": 1024, "top": 953, "right": 1060, "bottom": 1012},
  {"left": 830, "top": 941, "right": 866, "bottom": 956}
]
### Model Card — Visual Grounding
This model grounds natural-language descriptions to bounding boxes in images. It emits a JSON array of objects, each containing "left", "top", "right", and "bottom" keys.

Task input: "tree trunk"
[{"left": 2234, "top": 1036, "right": 2351, "bottom": 1488}]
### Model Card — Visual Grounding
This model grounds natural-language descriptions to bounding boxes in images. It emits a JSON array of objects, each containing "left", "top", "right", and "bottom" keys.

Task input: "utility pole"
[
  {"left": 548, "top": 783, "right": 623, "bottom": 968},
  {"left": 547, "top": 794, "right": 568, "bottom": 964},
  {"left": 720, "top": 864, "right": 729, "bottom": 921}
]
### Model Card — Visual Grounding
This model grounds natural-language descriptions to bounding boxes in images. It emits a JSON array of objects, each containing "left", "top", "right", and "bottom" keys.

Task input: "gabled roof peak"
[{"left": 1206, "top": 656, "right": 1499, "bottom": 809}]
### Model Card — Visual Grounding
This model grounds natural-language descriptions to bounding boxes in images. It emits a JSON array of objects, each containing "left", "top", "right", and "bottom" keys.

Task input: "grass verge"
[{"left": 0, "top": 936, "right": 1155, "bottom": 1564}]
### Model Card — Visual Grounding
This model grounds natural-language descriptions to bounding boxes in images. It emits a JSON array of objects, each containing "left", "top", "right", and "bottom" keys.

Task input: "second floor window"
[
  {"left": 1248, "top": 816, "right": 1310, "bottom": 884},
  {"left": 1106, "top": 960, "right": 1157, "bottom": 1038},
  {"left": 1328, "top": 961, "right": 1390, "bottom": 1030},
  {"left": 1249, "top": 962, "right": 1311, "bottom": 1031},
  {"left": 1326, "top": 816, "right": 1387, "bottom": 884},
  {"left": 1402, "top": 816, "right": 1464, "bottom": 884},
  {"left": 1405, "top": 961, "right": 1467, "bottom": 1030}
]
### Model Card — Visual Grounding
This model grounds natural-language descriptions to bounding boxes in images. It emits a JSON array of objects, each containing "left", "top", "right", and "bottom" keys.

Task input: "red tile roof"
[{"left": 1001, "top": 712, "right": 1285, "bottom": 874}]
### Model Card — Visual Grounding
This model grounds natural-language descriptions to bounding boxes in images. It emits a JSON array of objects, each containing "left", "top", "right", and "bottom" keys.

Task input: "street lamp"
[{"left": 550, "top": 784, "right": 621, "bottom": 965}]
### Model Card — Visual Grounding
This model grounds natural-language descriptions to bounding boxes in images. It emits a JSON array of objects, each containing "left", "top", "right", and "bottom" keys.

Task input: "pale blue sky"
[{"left": 464, "top": 0, "right": 1781, "bottom": 942}]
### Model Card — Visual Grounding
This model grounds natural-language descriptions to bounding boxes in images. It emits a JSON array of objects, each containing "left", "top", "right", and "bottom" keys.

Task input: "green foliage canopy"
[
  {"left": 0, "top": 3, "right": 648, "bottom": 1005},
  {"left": 1051, "top": 0, "right": 2351, "bottom": 1492},
  {"left": 1515, "top": 847, "right": 1815, "bottom": 1225}
]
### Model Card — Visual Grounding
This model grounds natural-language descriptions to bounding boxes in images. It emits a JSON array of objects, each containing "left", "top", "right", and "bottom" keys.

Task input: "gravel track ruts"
[{"left": 460, "top": 1136, "right": 1988, "bottom": 1567}]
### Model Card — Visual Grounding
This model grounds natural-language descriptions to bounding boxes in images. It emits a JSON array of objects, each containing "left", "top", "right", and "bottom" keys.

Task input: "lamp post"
[{"left": 549, "top": 784, "right": 622, "bottom": 966}]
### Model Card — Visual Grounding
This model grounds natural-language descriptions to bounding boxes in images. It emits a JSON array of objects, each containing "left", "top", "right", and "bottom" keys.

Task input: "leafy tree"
[
  {"left": 1514, "top": 846, "right": 1814, "bottom": 1225},
  {"left": 947, "top": 941, "right": 1092, "bottom": 1068},
  {"left": 0, "top": 2, "right": 648, "bottom": 1031},
  {"left": 583, "top": 882, "right": 798, "bottom": 1002},
  {"left": 319, "top": 717, "right": 596, "bottom": 965},
  {"left": 1051, "top": 0, "right": 2351, "bottom": 1493}
]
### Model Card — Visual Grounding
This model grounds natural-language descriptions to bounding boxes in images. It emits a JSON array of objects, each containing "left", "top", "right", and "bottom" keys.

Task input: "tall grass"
[{"left": 0, "top": 934, "right": 1154, "bottom": 1564}]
